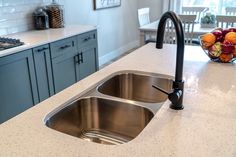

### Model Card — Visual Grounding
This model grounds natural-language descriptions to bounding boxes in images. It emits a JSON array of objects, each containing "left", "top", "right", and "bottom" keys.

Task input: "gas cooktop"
[{"left": 0, "top": 37, "right": 24, "bottom": 51}]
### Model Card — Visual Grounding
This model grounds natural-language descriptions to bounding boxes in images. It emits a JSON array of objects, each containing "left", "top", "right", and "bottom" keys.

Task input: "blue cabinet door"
[
  {"left": 0, "top": 50, "right": 38, "bottom": 123},
  {"left": 50, "top": 37, "right": 78, "bottom": 93},
  {"left": 51, "top": 53, "right": 78, "bottom": 93},
  {"left": 33, "top": 45, "right": 54, "bottom": 102},
  {"left": 77, "top": 44, "right": 98, "bottom": 80}
]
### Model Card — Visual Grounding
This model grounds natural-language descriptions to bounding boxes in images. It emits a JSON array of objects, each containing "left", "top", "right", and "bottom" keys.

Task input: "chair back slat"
[
  {"left": 164, "top": 20, "right": 176, "bottom": 44},
  {"left": 216, "top": 15, "right": 236, "bottom": 28},
  {"left": 163, "top": 14, "right": 196, "bottom": 45},
  {"left": 179, "top": 14, "right": 196, "bottom": 45},
  {"left": 182, "top": 7, "right": 208, "bottom": 23}
]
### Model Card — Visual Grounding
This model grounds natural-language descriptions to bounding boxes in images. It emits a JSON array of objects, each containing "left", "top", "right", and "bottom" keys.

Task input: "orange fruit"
[
  {"left": 225, "top": 32, "right": 236, "bottom": 44},
  {"left": 234, "top": 46, "right": 236, "bottom": 57},
  {"left": 201, "top": 33, "right": 216, "bottom": 48},
  {"left": 219, "top": 53, "right": 233, "bottom": 62}
]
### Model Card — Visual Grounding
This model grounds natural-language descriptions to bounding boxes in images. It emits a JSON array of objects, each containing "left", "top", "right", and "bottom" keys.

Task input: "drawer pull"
[
  {"left": 60, "top": 44, "right": 71, "bottom": 50},
  {"left": 83, "top": 36, "right": 91, "bottom": 42},
  {"left": 37, "top": 47, "right": 48, "bottom": 52}
]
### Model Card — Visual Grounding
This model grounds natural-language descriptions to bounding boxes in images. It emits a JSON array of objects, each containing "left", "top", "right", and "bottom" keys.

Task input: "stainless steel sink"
[
  {"left": 98, "top": 72, "right": 173, "bottom": 103},
  {"left": 45, "top": 71, "right": 173, "bottom": 145},
  {"left": 45, "top": 97, "right": 154, "bottom": 145}
]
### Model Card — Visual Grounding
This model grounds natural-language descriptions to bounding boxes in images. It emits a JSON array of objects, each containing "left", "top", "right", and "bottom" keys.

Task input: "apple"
[
  {"left": 212, "top": 30, "right": 223, "bottom": 42},
  {"left": 221, "top": 40, "right": 234, "bottom": 54},
  {"left": 209, "top": 42, "right": 222, "bottom": 58},
  {"left": 214, "top": 28, "right": 223, "bottom": 32},
  {"left": 228, "top": 28, "right": 236, "bottom": 33},
  {"left": 222, "top": 29, "right": 231, "bottom": 37}
]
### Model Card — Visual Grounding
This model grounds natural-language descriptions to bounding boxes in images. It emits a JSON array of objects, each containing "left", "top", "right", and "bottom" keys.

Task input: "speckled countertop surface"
[
  {"left": 0, "top": 44, "right": 236, "bottom": 157},
  {"left": 0, "top": 25, "right": 96, "bottom": 57}
]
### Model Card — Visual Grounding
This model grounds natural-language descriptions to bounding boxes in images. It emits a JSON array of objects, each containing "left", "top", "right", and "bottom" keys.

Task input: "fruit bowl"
[{"left": 199, "top": 28, "right": 236, "bottom": 63}]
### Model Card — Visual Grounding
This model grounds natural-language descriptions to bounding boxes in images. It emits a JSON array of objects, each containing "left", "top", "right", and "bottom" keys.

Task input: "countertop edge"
[{"left": 0, "top": 25, "right": 97, "bottom": 58}]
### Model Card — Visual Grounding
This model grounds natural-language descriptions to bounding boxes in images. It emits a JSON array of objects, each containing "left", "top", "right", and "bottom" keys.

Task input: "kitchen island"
[{"left": 0, "top": 43, "right": 236, "bottom": 157}]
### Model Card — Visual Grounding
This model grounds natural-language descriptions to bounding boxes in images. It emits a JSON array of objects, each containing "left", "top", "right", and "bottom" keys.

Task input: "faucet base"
[{"left": 170, "top": 104, "right": 184, "bottom": 110}]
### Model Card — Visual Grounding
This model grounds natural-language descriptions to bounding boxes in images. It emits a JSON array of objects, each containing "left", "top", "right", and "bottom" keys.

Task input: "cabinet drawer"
[
  {"left": 77, "top": 31, "right": 97, "bottom": 48},
  {"left": 50, "top": 36, "right": 77, "bottom": 59}
]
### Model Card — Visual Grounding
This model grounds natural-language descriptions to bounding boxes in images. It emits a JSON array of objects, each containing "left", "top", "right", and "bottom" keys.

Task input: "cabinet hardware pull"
[
  {"left": 37, "top": 47, "right": 48, "bottom": 52},
  {"left": 60, "top": 44, "right": 71, "bottom": 50},
  {"left": 81, "top": 53, "right": 84, "bottom": 63},
  {"left": 78, "top": 53, "right": 84, "bottom": 64},
  {"left": 74, "top": 55, "right": 79, "bottom": 64},
  {"left": 83, "top": 36, "right": 91, "bottom": 42}
]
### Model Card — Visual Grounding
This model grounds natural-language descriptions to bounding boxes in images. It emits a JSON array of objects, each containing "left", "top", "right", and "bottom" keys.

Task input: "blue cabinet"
[
  {"left": 0, "top": 30, "right": 98, "bottom": 123},
  {"left": 50, "top": 36, "right": 78, "bottom": 93},
  {"left": 0, "top": 50, "right": 38, "bottom": 123},
  {"left": 77, "top": 31, "right": 98, "bottom": 80},
  {"left": 51, "top": 52, "right": 78, "bottom": 93},
  {"left": 51, "top": 31, "right": 98, "bottom": 93},
  {"left": 33, "top": 45, "right": 54, "bottom": 102}
]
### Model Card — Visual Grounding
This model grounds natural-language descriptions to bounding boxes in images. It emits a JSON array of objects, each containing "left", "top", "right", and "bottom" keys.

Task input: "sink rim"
[
  {"left": 44, "top": 96, "right": 155, "bottom": 145},
  {"left": 96, "top": 70, "right": 174, "bottom": 88},
  {"left": 43, "top": 70, "right": 174, "bottom": 145},
  {"left": 96, "top": 70, "right": 173, "bottom": 104},
  {"left": 44, "top": 95, "right": 156, "bottom": 125},
  {"left": 44, "top": 70, "right": 174, "bottom": 124}
]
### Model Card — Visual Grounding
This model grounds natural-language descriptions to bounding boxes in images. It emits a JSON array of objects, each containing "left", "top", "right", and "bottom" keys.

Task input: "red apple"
[
  {"left": 212, "top": 30, "right": 223, "bottom": 42},
  {"left": 222, "top": 29, "right": 231, "bottom": 37},
  {"left": 214, "top": 28, "right": 223, "bottom": 32},
  {"left": 222, "top": 40, "right": 234, "bottom": 54},
  {"left": 228, "top": 28, "right": 236, "bottom": 33}
]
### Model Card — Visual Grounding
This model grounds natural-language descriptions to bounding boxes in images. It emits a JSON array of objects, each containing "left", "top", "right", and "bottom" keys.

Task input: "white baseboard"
[{"left": 99, "top": 40, "right": 139, "bottom": 67}]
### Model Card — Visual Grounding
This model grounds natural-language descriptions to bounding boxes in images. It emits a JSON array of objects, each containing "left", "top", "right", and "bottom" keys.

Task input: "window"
[{"left": 169, "top": 0, "right": 236, "bottom": 15}]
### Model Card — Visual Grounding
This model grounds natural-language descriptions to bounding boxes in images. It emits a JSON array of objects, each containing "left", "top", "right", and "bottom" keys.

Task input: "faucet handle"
[
  {"left": 152, "top": 85, "right": 170, "bottom": 95},
  {"left": 152, "top": 85, "right": 183, "bottom": 110}
]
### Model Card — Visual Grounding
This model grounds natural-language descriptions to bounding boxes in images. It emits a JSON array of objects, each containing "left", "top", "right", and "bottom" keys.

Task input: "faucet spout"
[{"left": 154, "top": 11, "right": 185, "bottom": 110}]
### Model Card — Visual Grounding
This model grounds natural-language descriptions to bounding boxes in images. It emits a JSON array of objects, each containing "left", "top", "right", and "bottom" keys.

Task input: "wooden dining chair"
[
  {"left": 216, "top": 15, "right": 236, "bottom": 28},
  {"left": 182, "top": 7, "right": 208, "bottom": 23},
  {"left": 164, "top": 14, "right": 197, "bottom": 45},
  {"left": 225, "top": 7, "right": 236, "bottom": 15},
  {"left": 138, "top": 8, "right": 150, "bottom": 27}
]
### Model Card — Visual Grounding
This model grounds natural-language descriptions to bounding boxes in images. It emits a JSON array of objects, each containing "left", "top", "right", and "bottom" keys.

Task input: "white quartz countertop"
[
  {"left": 0, "top": 44, "right": 236, "bottom": 157},
  {"left": 0, "top": 25, "right": 96, "bottom": 57}
]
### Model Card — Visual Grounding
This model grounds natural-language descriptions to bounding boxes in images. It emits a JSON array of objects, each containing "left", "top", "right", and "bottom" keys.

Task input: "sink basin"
[
  {"left": 45, "top": 97, "right": 154, "bottom": 145},
  {"left": 98, "top": 72, "right": 173, "bottom": 103}
]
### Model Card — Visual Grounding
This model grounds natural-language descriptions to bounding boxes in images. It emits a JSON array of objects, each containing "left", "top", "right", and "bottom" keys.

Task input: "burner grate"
[{"left": 0, "top": 37, "right": 24, "bottom": 51}]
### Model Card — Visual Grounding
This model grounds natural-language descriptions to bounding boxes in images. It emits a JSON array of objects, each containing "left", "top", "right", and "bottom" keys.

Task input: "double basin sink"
[{"left": 45, "top": 71, "right": 173, "bottom": 145}]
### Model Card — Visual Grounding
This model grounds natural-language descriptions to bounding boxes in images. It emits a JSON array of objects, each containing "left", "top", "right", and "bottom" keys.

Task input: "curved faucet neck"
[
  {"left": 156, "top": 11, "right": 185, "bottom": 82},
  {"left": 154, "top": 11, "right": 185, "bottom": 110}
]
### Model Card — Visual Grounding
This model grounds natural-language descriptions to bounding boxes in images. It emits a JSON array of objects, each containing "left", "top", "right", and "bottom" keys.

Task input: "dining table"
[{"left": 139, "top": 20, "right": 214, "bottom": 46}]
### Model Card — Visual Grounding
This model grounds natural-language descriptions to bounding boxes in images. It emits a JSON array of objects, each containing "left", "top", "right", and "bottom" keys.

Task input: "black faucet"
[{"left": 152, "top": 11, "right": 185, "bottom": 110}]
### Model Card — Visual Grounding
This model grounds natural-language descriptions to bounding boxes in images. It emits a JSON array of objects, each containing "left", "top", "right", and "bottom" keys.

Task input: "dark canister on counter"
[
  {"left": 47, "top": 0, "right": 64, "bottom": 28},
  {"left": 33, "top": 8, "right": 49, "bottom": 30}
]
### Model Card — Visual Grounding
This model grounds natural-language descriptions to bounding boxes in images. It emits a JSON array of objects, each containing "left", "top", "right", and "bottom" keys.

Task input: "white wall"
[
  {"left": 0, "top": 0, "right": 51, "bottom": 35},
  {"left": 63, "top": 0, "right": 140, "bottom": 66},
  {"left": 138, "top": 0, "right": 163, "bottom": 22}
]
